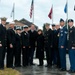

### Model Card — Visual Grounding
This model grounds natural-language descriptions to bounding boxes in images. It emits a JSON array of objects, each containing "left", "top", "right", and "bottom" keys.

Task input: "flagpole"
[
  {"left": 33, "top": 0, "right": 34, "bottom": 24},
  {"left": 66, "top": 0, "right": 69, "bottom": 40},
  {"left": 67, "top": 0, "right": 68, "bottom": 29},
  {"left": 13, "top": 3, "right": 15, "bottom": 21}
]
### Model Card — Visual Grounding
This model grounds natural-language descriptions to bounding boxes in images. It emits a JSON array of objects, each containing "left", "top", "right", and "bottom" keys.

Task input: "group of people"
[
  {"left": 0, "top": 17, "right": 75, "bottom": 73},
  {"left": 0, "top": 17, "right": 38, "bottom": 69}
]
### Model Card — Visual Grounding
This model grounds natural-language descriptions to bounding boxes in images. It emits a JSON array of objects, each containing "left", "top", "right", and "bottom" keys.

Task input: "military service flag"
[
  {"left": 48, "top": 7, "right": 53, "bottom": 19},
  {"left": 64, "top": 3, "right": 67, "bottom": 13}
]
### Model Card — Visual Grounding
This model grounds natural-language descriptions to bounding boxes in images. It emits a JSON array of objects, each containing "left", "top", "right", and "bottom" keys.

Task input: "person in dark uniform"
[
  {"left": 36, "top": 29, "right": 44, "bottom": 66},
  {"left": 28, "top": 24, "right": 38, "bottom": 65},
  {"left": 52, "top": 24, "right": 61, "bottom": 68},
  {"left": 7, "top": 22, "right": 16, "bottom": 68},
  {"left": 15, "top": 26, "right": 22, "bottom": 67},
  {"left": 0, "top": 17, "right": 7, "bottom": 70},
  {"left": 52, "top": 24, "right": 57, "bottom": 66},
  {"left": 68, "top": 19, "right": 75, "bottom": 73},
  {"left": 21, "top": 25, "right": 30, "bottom": 67},
  {"left": 55, "top": 25, "right": 61, "bottom": 68},
  {"left": 44, "top": 23, "right": 53, "bottom": 68},
  {"left": 59, "top": 19, "right": 67, "bottom": 71}
]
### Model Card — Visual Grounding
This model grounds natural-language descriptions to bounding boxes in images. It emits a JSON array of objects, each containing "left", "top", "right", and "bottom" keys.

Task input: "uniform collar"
[
  {"left": 70, "top": 26, "right": 74, "bottom": 29},
  {"left": 24, "top": 31, "right": 28, "bottom": 33},
  {"left": 46, "top": 29, "right": 50, "bottom": 31},
  {"left": 18, "top": 33, "right": 21, "bottom": 36},
  {"left": 1, "top": 24, "right": 5, "bottom": 27},
  {"left": 31, "top": 30, "right": 35, "bottom": 32},
  {"left": 3, "top": 25, "right": 5, "bottom": 27},
  {"left": 60, "top": 25, "right": 65, "bottom": 29},
  {"left": 10, "top": 28, "right": 14, "bottom": 30}
]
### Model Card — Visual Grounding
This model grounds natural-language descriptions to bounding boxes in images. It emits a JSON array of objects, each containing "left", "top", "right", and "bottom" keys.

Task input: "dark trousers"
[
  {"left": 69, "top": 49, "right": 75, "bottom": 71},
  {"left": 52, "top": 48, "right": 57, "bottom": 65},
  {"left": 7, "top": 47, "right": 15, "bottom": 68},
  {"left": 39, "top": 58, "right": 43, "bottom": 65},
  {"left": 56, "top": 48, "right": 61, "bottom": 68},
  {"left": 15, "top": 47, "right": 21, "bottom": 67},
  {"left": 22, "top": 47, "right": 29, "bottom": 66},
  {"left": 52, "top": 47, "right": 60, "bottom": 67},
  {"left": 0, "top": 47, "right": 6, "bottom": 69},
  {"left": 59, "top": 48, "right": 66, "bottom": 69},
  {"left": 29, "top": 47, "right": 35, "bottom": 64},
  {"left": 45, "top": 47, "right": 52, "bottom": 66}
]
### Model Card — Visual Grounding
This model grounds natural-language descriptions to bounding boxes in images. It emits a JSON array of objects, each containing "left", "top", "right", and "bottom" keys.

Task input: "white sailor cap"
[
  {"left": 9, "top": 21, "right": 15, "bottom": 25},
  {"left": 23, "top": 25, "right": 28, "bottom": 28},
  {"left": 16, "top": 26, "right": 21, "bottom": 30}
]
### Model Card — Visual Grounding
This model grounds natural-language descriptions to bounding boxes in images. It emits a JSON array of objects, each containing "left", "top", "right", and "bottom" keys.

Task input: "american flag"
[{"left": 30, "top": 0, "right": 34, "bottom": 19}]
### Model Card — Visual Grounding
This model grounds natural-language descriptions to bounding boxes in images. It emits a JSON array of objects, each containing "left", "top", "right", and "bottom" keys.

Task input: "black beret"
[
  {"left": 68, "top": 19, "right": 74, "bottom": 23},
  {"left": 60, "top": 18, "right": 64, "bottom": 22},
  {"left": 45, "top": 23, "right": 50, "bottom": 26},
  {"left": 52, "top": 24, "right": 55, "bottom": 27}
]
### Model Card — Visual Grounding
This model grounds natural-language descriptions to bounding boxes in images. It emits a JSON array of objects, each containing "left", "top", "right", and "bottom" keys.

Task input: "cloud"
[{"left": 0, "top": 0, "right": 75, "bottom": 28}]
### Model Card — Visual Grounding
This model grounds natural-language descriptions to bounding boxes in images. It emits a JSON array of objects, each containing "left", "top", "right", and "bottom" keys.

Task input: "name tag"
[
  {"left": 65, "top": 31, "right": 67, "bottom": 34},
  {"left": 70, "top": 30, "right": 72, "bottom": 33},
  {"left": 24, "top": 33, "right": 26, "bottom": 35},
  {"left": 61, "top": 31, "right": 63, "bottom": 32},
  {"left": 61, "top": 34, "right": 63, "bottom": 36},
  {"left": 57, "top": 34, "right": 59, "bottom": 37}
]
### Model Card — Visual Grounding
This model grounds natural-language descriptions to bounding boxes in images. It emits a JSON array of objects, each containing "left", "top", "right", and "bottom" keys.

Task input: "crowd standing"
[{"left": 0, "top": 17, "right": 75, "bottom": 73}]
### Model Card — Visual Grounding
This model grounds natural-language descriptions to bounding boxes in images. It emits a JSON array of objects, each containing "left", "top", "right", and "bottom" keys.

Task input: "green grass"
[{"left": 0, "top": 68, "right": 21, "bottom": 75}]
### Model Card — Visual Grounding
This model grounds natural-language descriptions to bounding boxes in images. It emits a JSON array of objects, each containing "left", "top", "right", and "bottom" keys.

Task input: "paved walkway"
[
  {"left": 16, "top": 66, "right": 72, "bottom": 75},
  {"left": 15, "top": 55, "right": 75, "bottom": 75}
]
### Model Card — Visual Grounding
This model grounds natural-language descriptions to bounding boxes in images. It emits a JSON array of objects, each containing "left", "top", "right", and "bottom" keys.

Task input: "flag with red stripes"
[
  {"left": 48, "top": 7, "right": 53, "bottom": 19},
  {"left": 30, "top": 0, "right": 34, "bottom": 19}
]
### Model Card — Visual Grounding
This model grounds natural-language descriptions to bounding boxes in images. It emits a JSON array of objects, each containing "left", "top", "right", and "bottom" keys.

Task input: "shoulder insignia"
[{"left": 64, "top": 31, "right": 67, "bottom": 34}]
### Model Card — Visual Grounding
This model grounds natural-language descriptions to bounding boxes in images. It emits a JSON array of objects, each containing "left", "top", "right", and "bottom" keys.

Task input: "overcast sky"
[{"left": 0, "top": 0, "right": 75, "bottom": 29}]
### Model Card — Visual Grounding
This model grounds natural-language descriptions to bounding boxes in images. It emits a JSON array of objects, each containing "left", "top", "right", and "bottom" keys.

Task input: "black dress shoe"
[
  {"left": 60, "top": 68, "right": 66, "bottom": 71},
  {"left": 23, "top": 65, "right": 28, "bottom": 67},
  {"left": 45, "top": 65, "right": 49, "bottom": 67},
  {"left": 7, "top": 66, "right": 15, "bottom": 69},
  {"left": 16, "top": 66, "right": 20, "bottom": 67},
  {"left": 30, "top": 63, "right": 35, "bottom": 65},
  {"left": 68, "top": 70, "right": 75, "bottom": 73},
  {"left": 15, "top": 65, "right": 22, "bottom": 67},
  {"left": 45, "top": 65, "right": 52, "bottom": 68},
  {"left": 38, "top": 65, "right": 43, "bottom": 66},
  {"left": 0, "top": 68, "right": 4, "bottom": 70},
  {"left": 12, "top": 67, "right": 15, "bottom": 69},
  {"left": 57, "top": 66, "right": 61, "bottom": 69}
]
